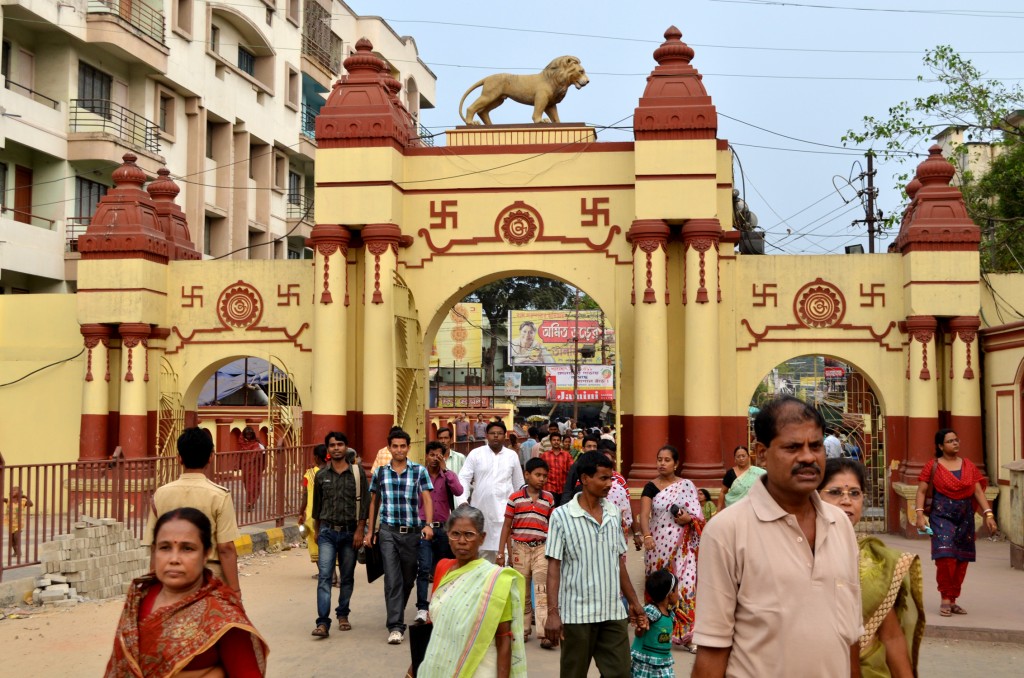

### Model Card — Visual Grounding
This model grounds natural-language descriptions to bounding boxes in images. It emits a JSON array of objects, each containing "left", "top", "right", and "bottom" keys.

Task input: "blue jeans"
[
  {"left": 316, "top": 527, "right": 357, "bottom": 628},
  {"left": 416, "top": 527, "right": 452, "bottom": 611}
]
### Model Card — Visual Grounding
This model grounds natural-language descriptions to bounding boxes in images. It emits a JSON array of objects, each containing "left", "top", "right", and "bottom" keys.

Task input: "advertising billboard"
[
  {"left": 432, "top": 303, "right": 482, "bottom": 368},
  {"left": 508, "top": 310, "right": 613, "bottom": 366},
  {"left": 545, "top": 365, "right": 615, "bottom": 402}
]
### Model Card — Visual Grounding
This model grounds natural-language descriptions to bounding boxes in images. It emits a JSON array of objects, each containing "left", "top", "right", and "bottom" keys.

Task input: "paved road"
[{"left": 0, "top": 545, "right": 1020, "bottom": 676}]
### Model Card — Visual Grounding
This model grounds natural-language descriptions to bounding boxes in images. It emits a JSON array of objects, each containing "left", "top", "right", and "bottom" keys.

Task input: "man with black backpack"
[
  {"left": 412, "top": 440, "right": 464, "bottom": 625},
  {"left": 310, "top": 431, "right": 368, "bottom": 639}
]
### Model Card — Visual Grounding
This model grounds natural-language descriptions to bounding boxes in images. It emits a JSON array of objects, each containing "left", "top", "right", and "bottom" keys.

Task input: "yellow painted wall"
[{"left": 0, "top": 295, "right": 84, "bottom": 465}]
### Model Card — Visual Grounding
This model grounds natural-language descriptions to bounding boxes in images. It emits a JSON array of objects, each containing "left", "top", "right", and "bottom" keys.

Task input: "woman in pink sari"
[
  {"left": 239, "top": 426, "right": 265, "bottom": 512},
  {"left": 637, "top": 444, "right": 704, "bottom": 650}
]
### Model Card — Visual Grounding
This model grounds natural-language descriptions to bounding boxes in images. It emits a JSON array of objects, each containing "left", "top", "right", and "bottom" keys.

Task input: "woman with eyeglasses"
[
  {"left": 416, "top": 504, "right": 527, "bottom": 677},
  {"left": 914, "top": 428, "right": 997, "bottom": 618},
  {"left": 819, "top": 459, "right": 924, "bottom": 678}
]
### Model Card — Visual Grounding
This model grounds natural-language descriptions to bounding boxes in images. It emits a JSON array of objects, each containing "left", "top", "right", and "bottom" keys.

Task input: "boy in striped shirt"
[{"left": 497, "top": 457, "right": 556, "bottom": 647}]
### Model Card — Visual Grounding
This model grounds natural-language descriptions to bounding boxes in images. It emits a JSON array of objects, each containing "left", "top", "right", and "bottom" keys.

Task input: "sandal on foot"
[
  {"left": 311, "top": 624, "right": 330, "bottom": 638},
  {"left": 950, "top": 604, "right": 967, "bottom": 615},
  {"left": 939, "top": 603, "right": 952, "bottom": 617},
  {"left": 540, "top": 638, "right": 554, "bottom": 650},
  {"left": 337, "top": 616, "right": 352, "bottom": 631}
]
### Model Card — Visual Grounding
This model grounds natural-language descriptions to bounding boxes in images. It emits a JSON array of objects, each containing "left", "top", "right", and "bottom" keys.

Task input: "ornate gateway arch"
[{"left": 72, "top": 28, "right": 993, "bottom": 535}]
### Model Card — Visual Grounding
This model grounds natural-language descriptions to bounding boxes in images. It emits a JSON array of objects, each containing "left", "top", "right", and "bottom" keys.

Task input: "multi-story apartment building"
[{"left": 0, "top": 0, "right": 435, "bottom": 293}]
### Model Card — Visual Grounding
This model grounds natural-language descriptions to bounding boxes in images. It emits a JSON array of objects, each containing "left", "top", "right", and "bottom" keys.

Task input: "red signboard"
[{"left": 824, "top": 366, "right": 846, "bottom": 379}]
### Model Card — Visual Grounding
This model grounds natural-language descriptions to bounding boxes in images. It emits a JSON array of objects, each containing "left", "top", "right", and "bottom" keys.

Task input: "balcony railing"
[
  {"left": 66, "top": 217, "right": 91, "bottom": 253},
  {"left": 286, "top": 193, "right": 314, "bottom": 221},
  {"left": 301, "top": 33, "right": 342, "bottom": 74},
  {"left": 300, "top": 103, "right": 317, "bottom": 141},
  {"left": 1, "top": 205, "right": 56, "bottom": 229},
  {"left": 417, "top": 125, "right": 436, "bottom": 147},
  {"left": 69, "top": 99, "right": 161, "bottom": 154},
  {"left": 88, "top": 0, "right": 165, "bottom": 45},
  {"left": 4, "top": 80, "right": 60, "bottom": 110}
]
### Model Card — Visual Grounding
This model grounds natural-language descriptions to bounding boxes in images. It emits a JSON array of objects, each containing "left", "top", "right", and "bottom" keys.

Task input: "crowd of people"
[{"left": 99, "top": 399, "right": 1001, "bottom": 677}]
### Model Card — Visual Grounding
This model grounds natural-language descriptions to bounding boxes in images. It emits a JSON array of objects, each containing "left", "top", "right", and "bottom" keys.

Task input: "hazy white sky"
[{"left": 358, "top": 1, "right": 1020, "bottom": 255}]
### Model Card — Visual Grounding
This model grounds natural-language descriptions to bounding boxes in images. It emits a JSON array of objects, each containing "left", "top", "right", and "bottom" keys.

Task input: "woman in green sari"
[
  {"left": 716, "top": 445, "right": 766, "bottom": 512},
  {"left": 418, "top": 504, "right": 527, "bottom": 678},
  {"left": 819, "top": 458, "right": 925, "bottom": 678}
]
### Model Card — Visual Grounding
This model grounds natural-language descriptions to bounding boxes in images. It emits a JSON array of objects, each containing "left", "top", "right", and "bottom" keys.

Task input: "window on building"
[
  {"left": 249, "top": 144, "right": 257, "bottom": 180},
  {"left": 205, "top": 121, "right": 215, "bottom": 159},
  {"left": 1, "top": 40, "right": 10, "bottom": 81},
  {"left": 158, "top": 91, "right": 175, "bottom": 136},
  {"left": 77, "top": 62, "right": 113, "bottom": 118},
  {"left": 204, "top": 216, "right": 213, "bottom": 256},
  {"left": 288, "top": 171, "right": 301, "bottom": 204},
  {"left": 286, "top": 65, "right": 300, "bottom": 109},
  {"left": 238, "top": 46, "right": 256, "bottom": 76},
  {"left": 174, "top": 0, "right": 193, "bottom": 35},
  {"left": 0, "top": 162, "right": 7, "bottom": 210},
  {"left": 287, "top": 0, "right": 300, "bottom": 25},
  {"left": 209, "top": 24, "right": 220, "bottom": 52},
  {"left": 273, "top": 153, "right": 287, "bottom": 190},
  {"left": 75, "top": 177, "right": 108, "bottom": 219}
]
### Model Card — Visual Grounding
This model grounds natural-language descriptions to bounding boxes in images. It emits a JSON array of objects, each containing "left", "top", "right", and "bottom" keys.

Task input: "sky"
[{"left": 355, "top": 0, "right": 1022, "bottom": 255}]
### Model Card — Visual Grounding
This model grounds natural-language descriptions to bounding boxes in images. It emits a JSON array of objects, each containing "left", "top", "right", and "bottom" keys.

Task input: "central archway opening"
[{"left": 426, "top": 275, "right": 618, "bottom": 460}]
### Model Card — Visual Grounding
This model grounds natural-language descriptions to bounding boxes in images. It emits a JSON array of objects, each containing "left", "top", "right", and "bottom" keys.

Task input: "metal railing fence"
[
  {"left": 88, "top": 0, "right": 166, "bottom": 45},
  {"left": 70, "top": 99, "right": 161, "bottom": 154},
  {"left": 0, "top": 444, "right": 314, "bottom": 581}
]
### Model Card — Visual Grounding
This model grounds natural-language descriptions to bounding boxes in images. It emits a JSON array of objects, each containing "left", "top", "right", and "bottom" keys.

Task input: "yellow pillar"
[
  {"left": 680, "top": 219, "right": 725, "bottom": 482},
  {"left": 309, "top": 224, "right": 351, "bottom": 444},
  {"left": 627, "top": 220, "right": 670, "bottom": 482},
  {"left": 117, "top": 323, "right": 152, "bottom": 458},
  {"left": 903, "top": 315, "right": 939, "bottom": 482},
  {"left": 360, "top": 224, "right": 401, "bottom": 453},
  {"left": 79, "top": 324, "right": 113, "bottom": 460},
  {"left": 949, "top": 316, "right": 984, "bottom": 473}
]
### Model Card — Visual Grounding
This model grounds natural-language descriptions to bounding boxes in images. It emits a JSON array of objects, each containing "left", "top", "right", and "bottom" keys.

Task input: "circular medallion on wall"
[
  {"left": 218, "top": 281, "right": 264, "bottom": 329},
  {"left": 494, "top": 201, "right": 543, "bottom": 246},
  {"left": 793, "top": 278, "right": 845, "bottom": 329}
]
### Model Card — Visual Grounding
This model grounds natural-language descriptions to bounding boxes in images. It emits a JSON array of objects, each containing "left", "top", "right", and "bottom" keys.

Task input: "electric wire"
[{"left": 0, "top": 349, "right": 85, "bottom": 389}]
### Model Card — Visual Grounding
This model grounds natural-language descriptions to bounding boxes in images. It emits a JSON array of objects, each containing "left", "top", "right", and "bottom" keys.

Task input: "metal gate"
[
  {"left": 157, "top": 357, "right": 185, "bottom": 458},
  {"left": 268, "top": 355, "right": 302, "bottom": 449},
  {"left": 749, "top": 358, "right": 887, "bottom": 534}
]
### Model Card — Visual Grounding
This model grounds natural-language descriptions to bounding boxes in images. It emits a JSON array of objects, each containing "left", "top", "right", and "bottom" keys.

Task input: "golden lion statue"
[{"left": 458, "top": 56, "right": 589, "bottom": 125}]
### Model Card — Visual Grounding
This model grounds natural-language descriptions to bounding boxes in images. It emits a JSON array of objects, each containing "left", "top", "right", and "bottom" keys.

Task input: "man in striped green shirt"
[{"left": 544, "top": 455, "right": 647, "bottom": 677}]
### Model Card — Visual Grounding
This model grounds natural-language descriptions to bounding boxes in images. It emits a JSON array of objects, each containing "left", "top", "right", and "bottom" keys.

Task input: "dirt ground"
[{"left": 0, "top": 546, "right": 1020, "bottom": 676}]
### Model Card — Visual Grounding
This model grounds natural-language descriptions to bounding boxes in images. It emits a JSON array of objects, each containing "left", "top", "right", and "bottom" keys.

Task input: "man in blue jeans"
[
  {"left": 369, "top": 429, "right": 434, "bottom": 645},
  {"left": 310, "top": 431, "right": 369, "bottom": 638},
  {"left": 413, "top": 440, "right": 463, "bottom": 624}
]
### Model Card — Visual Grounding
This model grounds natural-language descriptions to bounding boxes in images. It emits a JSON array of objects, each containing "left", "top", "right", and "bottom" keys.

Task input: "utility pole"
[
  {"left": 865, "top": 152, "right": 877, "bottom": 254},
  {"left": 852, "top": 151, "right": 881, "bottom": 253}
]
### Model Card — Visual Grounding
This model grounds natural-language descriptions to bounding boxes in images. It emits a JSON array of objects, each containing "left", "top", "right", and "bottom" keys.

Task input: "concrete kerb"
[{"left": 1, "top": 523, "right": 300, "bottom": 606}]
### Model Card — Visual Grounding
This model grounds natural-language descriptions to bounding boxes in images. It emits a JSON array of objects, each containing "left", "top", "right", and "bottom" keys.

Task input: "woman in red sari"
[
  {"left": 238, "top": 426, "right": 266, "bottom": 512},
  {"left": 106, "top": 507, "right": 268, "bottom": 677},
  {"left": 914, "top": 429, "right": 997, "bottom": 617}
]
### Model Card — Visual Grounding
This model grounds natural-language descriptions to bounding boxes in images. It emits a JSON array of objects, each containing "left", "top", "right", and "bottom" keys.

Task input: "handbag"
[
  {"left": 362, "top": 540, "right": 385, "bottom": 583},
  {"left": 408, "top": 622, "right": 434, "bottom": 676}
]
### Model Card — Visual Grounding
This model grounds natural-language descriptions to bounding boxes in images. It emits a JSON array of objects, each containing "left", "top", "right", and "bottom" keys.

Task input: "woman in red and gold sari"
[
  {"left": 106, "top": 507, "right": 268, "bottom": 677},
  {"left": 915, "top": 429, "right": 997, "bottom": 617}
]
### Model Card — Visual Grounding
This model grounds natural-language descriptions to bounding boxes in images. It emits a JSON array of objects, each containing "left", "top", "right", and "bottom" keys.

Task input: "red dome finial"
[
  {"left": 653, "top": 25, "right": 695, "bottom": 66},
  {"left": 915, "top": 144, "right": 955, "bottom": 187},
  {"left": 147, "top": 168, "right": 180, "bottom": 202},
  {"left": 111, "top": 154, "right": 146, "bottom": 189},
  {"left": 905, "top": 176, "right": 922, "bottom": 200},
  {"left": 344, "top": 37, "right": 386, "bottom": 76}
]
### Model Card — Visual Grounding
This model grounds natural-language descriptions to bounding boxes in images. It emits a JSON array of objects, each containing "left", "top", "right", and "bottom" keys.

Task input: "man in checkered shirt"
[{"left": 368, "top": 429, "right": 434, "bottom": 645}]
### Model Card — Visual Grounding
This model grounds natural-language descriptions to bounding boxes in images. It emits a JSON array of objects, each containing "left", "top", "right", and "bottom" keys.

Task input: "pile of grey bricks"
[{"left": 33, "top": 516, "right": 148, "bottom": 606}]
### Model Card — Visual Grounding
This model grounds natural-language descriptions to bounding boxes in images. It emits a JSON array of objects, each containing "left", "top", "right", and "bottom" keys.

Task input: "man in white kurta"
[{"left": 458, "top": 420, "right": 525, "bottom": 562}]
